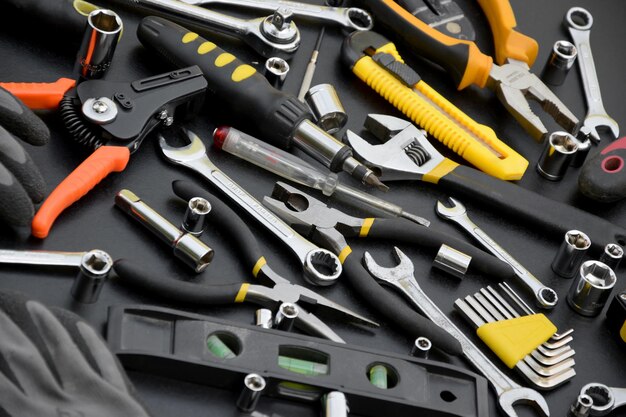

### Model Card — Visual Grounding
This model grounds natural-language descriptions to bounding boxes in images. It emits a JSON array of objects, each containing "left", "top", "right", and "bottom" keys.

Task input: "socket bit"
[
  {"left": 537, "top": 132, "right": 579, "bottom": 181},
  {"left": 115, "top": 189, "right": 214, "bottom": 273},
  {"left": 599, "top": 243, "right": 624, "bottom": 271},
  {"left": 274, "top": 302, "right": 298, "bottom": 332},
  {"left": 182, "top": 196, "right": 211, "bottom": 236},
  {"left": 236, "top": 373, "right": 266, "bottom": 412},
  {"left": 552, "top": 230, "right": 591, "bottom": 278},
  {"left": 567, "top": 260, "right": 617, "bottom": 317},
  {"left": 410, "top": 337, "right": 432, "bottom": 359},
  {"left": 542, "top": 40, "right": 577, "bottom": 86}
]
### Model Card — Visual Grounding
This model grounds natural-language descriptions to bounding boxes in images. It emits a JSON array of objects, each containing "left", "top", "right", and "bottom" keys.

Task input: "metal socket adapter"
[
  {"left": 115, "top": 189, "right": 214, "bottom": 273},
  {"left": 432, "top": 244, "right": 471, "bottom": 279},
  {"left": 264, "top": 56, "right": 289, "bottom": 87},
  {"left": 552, "top": 230, "right": 591, "bottom": 278},
  {"left": 542, "top": 40, "right": 577, "bottom": 86},
  {"left": 71, "top": 250, "right": 113, "bottom": 304},
  {"left": 537, "top": 131, "right": 579, "bottom": 181},
  {"left": 182, "top": 197, "right": 211, "bottom": 236},
  {"left": 305, "top": 84, "right": 348, "bottom": 134},
  {"left": 567, "top": 260, "right": 617, "bottom": 316}
]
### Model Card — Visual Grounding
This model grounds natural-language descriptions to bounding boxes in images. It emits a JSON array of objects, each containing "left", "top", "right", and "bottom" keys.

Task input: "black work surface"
[{"left": 1, "top": 1, "right": 625, "bottom": 416}]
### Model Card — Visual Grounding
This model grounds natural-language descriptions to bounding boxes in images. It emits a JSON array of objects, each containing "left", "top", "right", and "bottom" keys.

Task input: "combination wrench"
[
  {"left": 114, "top": 0, "right": 301, "bottom": 58},
  {"left": 579, "top": 383, "right": 626, "bottom": 416},
  {"left": 181, "top": 0, "right": 374, "bottom": 32},
  {"left": 436, "top": 197, "right": 558, "bottom": 309},
  {"left": 565, "top": 7, "right": 619, "bottom": 141},
  {"left": 363, "top": 247, "right": 550, "bottom": 417},
  {"left": 159, "top": 129, "right": 342, "bottom": 286}
]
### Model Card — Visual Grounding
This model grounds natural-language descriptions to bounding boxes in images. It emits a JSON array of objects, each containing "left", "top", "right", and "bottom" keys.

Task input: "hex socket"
[
  {"left": 537, "top": 132, "right": 578, "bottom": 181},
  {"left": 71, "top": 250, "right": 113, "bottom": 303},
  {"left": 115, "top": 190, "right": 213, "bottom": 273},
  {"left": 552, "top": 230, "right": 591, "bottom": 278},
  {"left": 599, "top": 243, "right": 624, "bottom": 271},
  {"left": 410, "top": 337, "right": 432, "bottom": 359},
  {"left": 75, "top": 9, "right": 122, "bottom": 80},
  {"left": 182, "top": 197, "right": 211, "bottom": 236},
  {"left": 567, "top": 260, "right": 617, "bottom": 316},
  {"left": 542, "top": 40, "right": 577, "bottom": 86},
  {"left": 323, "top": 391, "right": 349, "bottom": 417},
  {"left": 305, "top": 84, "right": 348, "bottom": 134},
  {"left": 236, "top": 373, "right": 266, "bottom": 412},
  {"left": 274, "top": 302, "right": 298, "bottom": 332}
]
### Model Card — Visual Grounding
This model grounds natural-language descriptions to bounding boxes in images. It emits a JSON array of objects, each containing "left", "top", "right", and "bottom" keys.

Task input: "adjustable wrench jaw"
[{"left": 345, "top": 115, "right": 446, "bottom": 182}]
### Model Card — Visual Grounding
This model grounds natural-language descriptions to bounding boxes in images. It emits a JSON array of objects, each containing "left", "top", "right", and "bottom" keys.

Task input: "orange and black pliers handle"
[
  {"left": 0, "top": 79, "right": 76, "bottom": 111},
  {"left": 360, "top": 0, "right": 538, "bottom": 89}
]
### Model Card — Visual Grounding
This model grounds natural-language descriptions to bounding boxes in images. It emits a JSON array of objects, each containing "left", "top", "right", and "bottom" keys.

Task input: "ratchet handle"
[
  {"left": 0, "top": 79, "right": 76, "bottom": 110},
  {"left": 439, "top": 165, "right": 626, "bottom": 252},
  {"left": 578, "top": 137, "right": 626, "bottom": 203},
  {"left": 137, "top": 16, "right": 311, "bottom": 150},
  {"left": 360, "top": 0, "right": 492, "bottom": 89},
  {"left": 172, "top": 180, "right": 263, "bottom": 273},
  {"left": 341, "top": 248, "right": 463, "bottom": 356},
  {"left": 476, "top": 0, "right": 538, "bottom": 66},
  {"left": 366, "top": 219, "right": 516, "bottom": 280},
  {"left": 32, "top": 146, "right": 130, "bottom": 239}
]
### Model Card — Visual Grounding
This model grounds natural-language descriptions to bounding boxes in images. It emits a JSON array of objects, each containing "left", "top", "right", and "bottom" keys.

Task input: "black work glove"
[
  {"left": 0, "top": 86, "right": 48, "bottom": 227},
  {"left": 0, "top": 291, "right": 152, "bottom": 417}
]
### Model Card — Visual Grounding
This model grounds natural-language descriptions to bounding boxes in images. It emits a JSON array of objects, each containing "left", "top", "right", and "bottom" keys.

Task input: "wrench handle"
[
  {"left": 137, "top": 16, "right": 310, "bottom": 150},
  {"left": 439, "top": 165, "right": 626, "bottom": 252}
]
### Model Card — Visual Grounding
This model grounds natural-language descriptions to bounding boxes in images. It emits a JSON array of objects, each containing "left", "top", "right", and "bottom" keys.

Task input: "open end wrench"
[
  {"left": 363, "top": 247, "right": 550, "bottom": 417},
  {"left": 565, "top": 7, "right": 619, "bottom": 141},
  {"left": 159, "top": 129, "right": 342, "bottom": 286},
  {"left": 119, "top": 0, "right": 301, "bottom": 58},
  {"left": 181, "top": 0, "right": 374, "bottom": 32},
  {"left": 436, "top": 197, "right": 558, "bottom": 310},
  {"left": 579, "top": 383, "right": 626, "bottom": 416}
]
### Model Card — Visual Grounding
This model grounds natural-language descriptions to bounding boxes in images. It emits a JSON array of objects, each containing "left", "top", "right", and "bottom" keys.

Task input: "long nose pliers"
[{"left": 113, "top": 180, "right": 378, "bottom": 344}]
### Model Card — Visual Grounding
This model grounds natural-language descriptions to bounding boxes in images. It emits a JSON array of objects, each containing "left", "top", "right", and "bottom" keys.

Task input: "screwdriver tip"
[{"left": 364, "top": 173, "right": 389, "bottom": 192}]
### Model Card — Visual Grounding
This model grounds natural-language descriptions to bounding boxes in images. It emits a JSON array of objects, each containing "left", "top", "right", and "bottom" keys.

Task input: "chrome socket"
[
  {"left": 569, "top": 394, "right": 593, "bottom": 417},
  {"left": 432, "top": 244, "right": 472, "bottom": 279},
  {"left": 71, "top": 250, "right": 113, "bottom": 304},
  {"left": 182, "top": 197, "right": 211, "bottom": 236},
  {"left": 542, "top": 40, "right": 578, "bottom": 86},
  {"left": 236, "top": 373, "right": 266, "bottom": 412},
  {"left": 410, "top": 337, "right": 432, "bottom": 359},
  {"left": 274, "top": 302, "right": 298, "bottom": 332},
  {"left": 255, "top": 308, "right": 274, "bottom": 329},
  {"left": 305, "top": 84, "right": 348, "bottom": 134},
  {"left": 323, "top": 391, "right": 349, "bottom": 417},
  {"left": 75, "top": 9, "right": 122, "bottom": 80},
  {"left": 115, "top": 189, "right": 214, "bottom": 273},
  {"left": 552, "top": 230, "right": 591, "bottom": 278},
  {"left": 264, "top": 56, "right": 290, "bottom": 87},
  {"left": 599, "top": 243, "right": 624, "bottom": 271},
  {"left": 537, "top": 132, "right": 579, "bottom": 180},
  {"left": 567, "top": 260, "right": 617, "bottom": 316}
]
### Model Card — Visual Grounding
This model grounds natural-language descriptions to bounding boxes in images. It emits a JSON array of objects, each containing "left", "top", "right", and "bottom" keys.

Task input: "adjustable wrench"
[
  {"left": 181, "top": 0, "right": 374, "bottom": 32},
  {"left": 114, "top": 0, "right": 300, "bottom": 58},
  {"left": 436, "top": 197, "right": 558, "bottom": 310},
  {"left": 363, "top": 247, "right": 550, "bottom": 417},
  {"left": 159, "top": 129, "right": 342, "bottom": 286},
  {"left": 565, "top": 7, "right": 619, "bottom": 141}
]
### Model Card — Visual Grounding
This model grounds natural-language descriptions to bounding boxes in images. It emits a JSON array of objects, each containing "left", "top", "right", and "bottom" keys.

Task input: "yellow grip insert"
[
  {"left": 353, "top": 54, "right": 528, "bottom": 180},
  {"left": 477, "top": 0, "right": 538, "bottom": 66},
  {"left": 620, "top": 320, "right": 626, "bottom": 343},
  {"left": 477, "top": 314, "right": 557, "bottom": 368}
]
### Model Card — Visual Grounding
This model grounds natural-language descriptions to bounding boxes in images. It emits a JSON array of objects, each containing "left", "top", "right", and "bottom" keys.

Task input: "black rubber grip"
[
  {"left": 0, "top": 126, "right": 46, "bottom": 203},
  {"left": 342, "top": 248, "right": 462, "bottom": 356},
  {"left": 113, "top": 260, "right": 241, "bottom": 304},
  {"left": 440, "top": 165, "right": 626, "bottom": 252},
  {"left": 0, "top": 86, "right": 50, "bottom": 146},
  {"left": 0, "top": 164, "right": 34, "bottom": 227},
  {"left": 356, "top": 0, "right": 473, "bottom": 87},
  {"left": 578, "top": 138, "right": 626, "bottom": 203},
  {"left": 137, "top": 16, "right": 312, "bottom": 150},
  {"left": 172, "top": 180, "right": 262, "bottom": 272},
  {"left": 367, "top": 219, "right": 516, "bottom": 280}
]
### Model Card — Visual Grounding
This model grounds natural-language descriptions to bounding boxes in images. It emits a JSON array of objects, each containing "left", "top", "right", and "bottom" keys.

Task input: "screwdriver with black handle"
[{"left": 137, "top": 16, "right": 386, "bottom": 191}]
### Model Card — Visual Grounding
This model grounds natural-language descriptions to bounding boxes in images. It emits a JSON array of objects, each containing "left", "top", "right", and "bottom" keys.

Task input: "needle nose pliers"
[
  {"left": 114, "top": 181, "right": 377, "bottom": 344},
  {"left": 360, "top": 0, "right": 581, "bottom": 142}
]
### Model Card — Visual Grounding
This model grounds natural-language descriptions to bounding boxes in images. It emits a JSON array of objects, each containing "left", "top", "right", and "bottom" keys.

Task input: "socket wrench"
[
  {"left": 0, "top": 249, "right": 112, "bottom": 303},
  {"left": 159, "top": 129, "right": 342, "bottom": 286},
  {"left": 436, "top": 197, "right": 558, "bottom": 309},
  {"left": 565, "top": 7, "right": 619, "bottom": 141},
  {"left": 181, "top": 0, "right": 374, "bottom": 31},
  {"left": 118, "top": 0, "right": 300, "bottom": 58}
]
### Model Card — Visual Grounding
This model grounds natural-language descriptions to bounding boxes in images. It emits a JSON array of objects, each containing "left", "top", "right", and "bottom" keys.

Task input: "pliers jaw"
[
  {"left": 488, "top": 60, "right": 581, "bottom": 141},
  {"left": 263, "top": 182, "right": 361, "bottom": 254}
]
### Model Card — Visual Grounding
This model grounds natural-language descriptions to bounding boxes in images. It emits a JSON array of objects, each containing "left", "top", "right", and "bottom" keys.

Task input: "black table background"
[{"left": 1, "top": 1, "right": 625, "bottom": 416}]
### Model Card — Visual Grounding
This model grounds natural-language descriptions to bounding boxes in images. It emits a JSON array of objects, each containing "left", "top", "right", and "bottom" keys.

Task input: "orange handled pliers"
[{"left": 362, "top": 0, "right": 581, "bottom": 142}]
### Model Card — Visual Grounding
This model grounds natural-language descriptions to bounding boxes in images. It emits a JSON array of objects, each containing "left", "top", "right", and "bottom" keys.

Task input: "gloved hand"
[
  {"left": 0, "top": 86, "right": 48, "bottom": 227},
  {"left": 0, "top": 291, "right": 152, "bottom": 417}
]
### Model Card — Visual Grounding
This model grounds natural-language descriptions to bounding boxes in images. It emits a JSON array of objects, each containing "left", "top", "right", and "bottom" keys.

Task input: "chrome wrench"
[
  {"left": 565, "top": 7, "right": 619, "bottom": 141},
  {"left": 579, "top": 383, "right": 626, "bottom": 416},
  {"left": 180, "top": 0, "right": 374, "bottom": 31},
  {"left": 123, "top": 0, "right": 300, "bottom": 58},
  {"left": 363, "top": 247, "right": 550, "bottom": 417},
  {"left": 436, "top": 197, "right": 558, "bottom": 310},
  {"left": 159, "top": 129, "right": 342, "bottom": 286}
]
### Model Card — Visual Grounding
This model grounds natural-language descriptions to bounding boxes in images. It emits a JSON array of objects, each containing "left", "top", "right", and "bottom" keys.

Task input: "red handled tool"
[
  {"left": 579, "top": 137, "right": 626, "bottom": 203},
  {"left": 31, "top": 67, "right": 207, "bottom": 238}
]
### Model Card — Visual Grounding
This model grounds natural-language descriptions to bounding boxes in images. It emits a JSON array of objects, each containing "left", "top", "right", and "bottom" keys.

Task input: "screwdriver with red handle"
[{"left": 136, "top": 16, "right": 386, "bottom": 191}]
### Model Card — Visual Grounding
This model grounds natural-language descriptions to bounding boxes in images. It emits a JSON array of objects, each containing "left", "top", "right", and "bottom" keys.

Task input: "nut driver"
[{"left": 345, "top": 114, "right": 626, "bottom": 252}]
